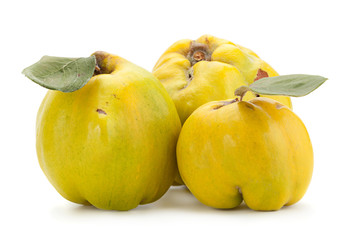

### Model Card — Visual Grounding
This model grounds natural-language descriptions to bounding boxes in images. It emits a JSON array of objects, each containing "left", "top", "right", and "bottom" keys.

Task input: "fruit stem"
[
  {"left": 94, "top": 65, "right": 101, "bottom": 76},
  {"left": 234, "top": 86, "right": 250, "bottom": 102}
]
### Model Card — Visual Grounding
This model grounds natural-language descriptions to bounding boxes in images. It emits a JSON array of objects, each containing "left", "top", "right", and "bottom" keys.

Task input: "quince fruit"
[
  {"left": 153, "top": 34, "right": 292, "bottom": 124},
  {"left": 36, "top": 51, "right": 181, "bottom": 210},
  {"left": 177, "top": 97, "right": 313, "bottom": 211}
]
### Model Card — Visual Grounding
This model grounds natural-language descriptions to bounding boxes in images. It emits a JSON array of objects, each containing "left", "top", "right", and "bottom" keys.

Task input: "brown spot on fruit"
[
  {"left": 188, "top": 72, "right": 192, "bottom": 80},
  {"left": 182, "top": 67, "right": 194, "bottom": 89},
  {"left": 275, "top": 103, "right": 284, "bottom": 109},
  {"left": 96, "top": 109, "right": 107, "bottom": 115},
  {"left": 254, "top": 69, "right": 269, "bottom": 82},
  {"left": 245, "top": 104, "right": 255, "bottom": 110},
  {"left": 213, "top": 98, "right": 238, "bottom": 110}
]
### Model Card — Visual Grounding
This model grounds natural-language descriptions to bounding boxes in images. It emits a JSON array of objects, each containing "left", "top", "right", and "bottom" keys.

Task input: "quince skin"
[
  {"left": 153, "top": 34, "right": 292, "bottom": 124},
  {"left": 177, "top": 97, "right": 313, "bottom": 211},
  {"left": 36, "top": 51, "right": 181, "bottom": 210}
]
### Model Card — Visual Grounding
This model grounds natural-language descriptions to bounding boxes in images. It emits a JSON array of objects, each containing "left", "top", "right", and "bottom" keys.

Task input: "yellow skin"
[
  {"left": 177, "top": 97, "right": 313, "bottom": 211},
  {"left": 153, "top": 34, "right": 292, "bottom": 124},
  {"left": 153, "top": 35, "right": 292, "bottom": 185},
  {"left": 36, "top": 52, "right": 181, "bottom": 211}
]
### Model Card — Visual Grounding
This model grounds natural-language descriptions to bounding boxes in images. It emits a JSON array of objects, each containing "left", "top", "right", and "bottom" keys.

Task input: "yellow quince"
[
  {"left": 36, "top": 51, "right": 181, "bottom": 210},
  {"left": 177, "top": 97, "right": 313, "bottom": 211},
  {"left": 153, "top": 34, "right": 292, "bottom": 124}
]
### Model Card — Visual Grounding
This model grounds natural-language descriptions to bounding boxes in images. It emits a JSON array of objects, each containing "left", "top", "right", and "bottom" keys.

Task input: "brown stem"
[
  {"left": 234, "top": 86, "right": 251, "bottom": 102},
  {"left": 93, "top": 65, "right": 101, "bottom": 76}
]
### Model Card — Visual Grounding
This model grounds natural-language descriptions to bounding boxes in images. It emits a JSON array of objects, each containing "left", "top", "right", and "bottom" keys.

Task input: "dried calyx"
[
  {"left": 93, "top": 51, "right": 113, "bottom": 76},
  {"left": 187, "top": 41, "right": 211, "bottom": 66}
]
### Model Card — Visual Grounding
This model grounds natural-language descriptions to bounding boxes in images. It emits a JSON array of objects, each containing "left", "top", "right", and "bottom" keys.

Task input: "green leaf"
[
  {"left": 249, "top": 74, "right": 327, "bottom": 97},
  {"left": 22, "top": 55, "right": 96, "bottom": 92}
]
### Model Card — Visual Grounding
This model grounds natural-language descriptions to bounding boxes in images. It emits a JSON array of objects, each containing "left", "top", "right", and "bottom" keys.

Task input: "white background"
[{"left": 1, "top": 0, "right": 348, "bottom": 239}]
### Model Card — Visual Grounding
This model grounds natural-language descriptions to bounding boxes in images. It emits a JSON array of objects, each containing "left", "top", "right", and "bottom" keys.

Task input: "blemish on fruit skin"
[
  {"left": 112, "top": 94, "right": 120, "bottom": 100},
  {"left": 252, "top": 67, "right": 276, "bottom": 98},
  {"left": 275, "top": 103, "right": 284, "bottom": 109},
  {"left": 245, "top": 104, "right": 255, "bottom": 110},
  {"left": 254, "top": 68, "right": 269, "bottom": 82},
  {"left": 213, "top": 98, "right": 238, "bottom": 110},
  {"left": 96, "top": 109, "right": 107, "bottom": 115},
  {"left": 182, "top": 67, "right": 194, "bottom": 90}
]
